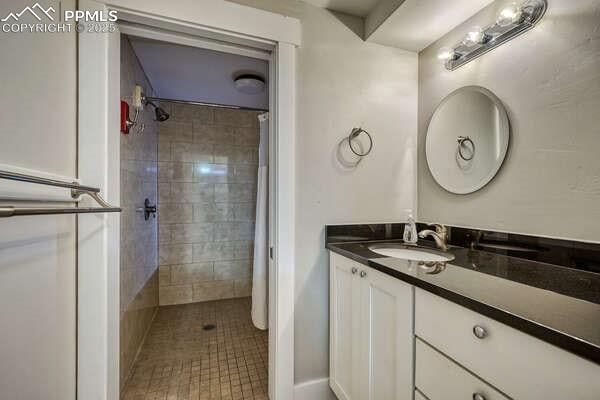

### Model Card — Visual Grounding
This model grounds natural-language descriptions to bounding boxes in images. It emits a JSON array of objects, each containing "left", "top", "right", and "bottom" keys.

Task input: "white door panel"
[
  {"left": 0, "top": 216, "right": 76, "bottom": 399},
  {"left": 0, "top": 0, "right": 77, "bottom": 177},
  {"left": 329, "top": 254, "right": 359, "bottom": 400},
  {"left": 0, "top": 1, "right": 78, "bottom": 398},
  {"left": 358, "top": 267, "right": 413, "bottom": 400}
]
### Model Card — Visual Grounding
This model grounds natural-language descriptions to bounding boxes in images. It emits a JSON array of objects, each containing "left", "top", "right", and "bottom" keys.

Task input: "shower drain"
[{"left": 202, "top": 324, "right": 216, "bottom": 331}]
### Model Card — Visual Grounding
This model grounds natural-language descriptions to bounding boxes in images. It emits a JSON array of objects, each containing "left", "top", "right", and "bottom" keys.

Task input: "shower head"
[
  {"left": 142, "top": 96, "right": 170, "bottom": 122},
  {"left": 154, "top": 106, "right": 170, "bottom": 122}
]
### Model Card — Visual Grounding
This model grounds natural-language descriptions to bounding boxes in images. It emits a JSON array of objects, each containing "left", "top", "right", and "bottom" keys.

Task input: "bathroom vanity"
[{"left": 326, "top": 224, "right": 600, "bottom": 400}]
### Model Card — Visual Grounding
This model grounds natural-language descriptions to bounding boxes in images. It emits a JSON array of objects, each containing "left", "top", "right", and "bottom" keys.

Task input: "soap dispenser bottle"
[{"left": 403, "top": 210, "right": 418, "bottom": 244}]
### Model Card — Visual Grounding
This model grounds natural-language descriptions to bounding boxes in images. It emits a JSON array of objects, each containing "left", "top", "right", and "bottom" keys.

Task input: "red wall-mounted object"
[{"left": 120, "top": 100, "right": 130, "bottom": 134}]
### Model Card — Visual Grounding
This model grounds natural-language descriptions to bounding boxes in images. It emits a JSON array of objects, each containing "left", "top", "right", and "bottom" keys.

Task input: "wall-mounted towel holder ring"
[
  {"left": 457, "top": 135, "right": 475, "bottom": 161},
  {"left": 348, "top": 127, "right": 373, "bottom": 157},
  {"left": 336, "top": 127, "right": 373, "bottom": 168}
]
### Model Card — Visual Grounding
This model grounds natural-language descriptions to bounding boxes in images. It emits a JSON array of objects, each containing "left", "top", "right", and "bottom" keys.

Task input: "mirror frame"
[{"left": 425, "top": 85, "right": 510, "bottom": 194}]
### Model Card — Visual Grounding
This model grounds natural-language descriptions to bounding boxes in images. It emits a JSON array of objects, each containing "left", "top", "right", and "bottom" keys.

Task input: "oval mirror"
[{"left": 426, "top": 86, "right": 510, "bottom": 194}]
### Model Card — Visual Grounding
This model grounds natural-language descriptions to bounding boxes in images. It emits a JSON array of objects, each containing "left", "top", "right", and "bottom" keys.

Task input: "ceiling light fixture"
[
  {"left": 439, "top": 0, "right": 547, "bottom": 71},
  {"left": 233, "top": 73, "right": 266, "bottom": 95}
]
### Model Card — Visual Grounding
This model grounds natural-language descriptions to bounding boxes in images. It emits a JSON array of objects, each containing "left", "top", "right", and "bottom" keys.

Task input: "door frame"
[{"left": 77, "top": 1, "right": 299, "bottom": 399}]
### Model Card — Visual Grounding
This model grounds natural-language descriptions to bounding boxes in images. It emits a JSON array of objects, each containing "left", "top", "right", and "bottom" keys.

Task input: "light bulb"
[
  {"left": 437, "top": 47, "right": 454, "bottom": 61},
  {"left": 462, "top": 26, "right": 485, "bottom": 47},
  {"left": 497, "top": 2, "right": 522, "bottom": 27}
]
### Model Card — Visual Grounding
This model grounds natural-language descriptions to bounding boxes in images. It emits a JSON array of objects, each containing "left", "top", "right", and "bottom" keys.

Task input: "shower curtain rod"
[{"left": 147, "top": 97, "right": 268, "bottom": 112}]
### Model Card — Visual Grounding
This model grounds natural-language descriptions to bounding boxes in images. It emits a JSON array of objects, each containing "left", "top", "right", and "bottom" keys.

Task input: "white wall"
[
  {"left": 0, "top": 0, "right": 78, "bottom": 398},
  {"left": 229, "top": 0, "right": 419, "bottom": 385},
  {"left": 418, "top": 0, "right": 600, "bottom": 242}
]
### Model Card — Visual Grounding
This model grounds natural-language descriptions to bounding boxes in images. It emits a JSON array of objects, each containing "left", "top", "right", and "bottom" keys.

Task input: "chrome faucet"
[{"left": 418, "top": 224, "right": 449, "bottom": 252}]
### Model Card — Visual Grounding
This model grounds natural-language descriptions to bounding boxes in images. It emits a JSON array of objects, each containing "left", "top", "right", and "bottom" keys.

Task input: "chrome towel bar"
[
  {"left": 0, "top": 205, "right": 122, "bottom": 217},
  {"left": 0, "top": 170, "right": 100, "bottom": 193},
  {"left": 0, "top": 169, "right": 121, "bottom": 218}
]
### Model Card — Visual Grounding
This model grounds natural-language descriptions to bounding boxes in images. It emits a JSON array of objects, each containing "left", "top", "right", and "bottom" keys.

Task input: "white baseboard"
[{"left": 294, "top": 378, "right": 336, "bottom": 400}]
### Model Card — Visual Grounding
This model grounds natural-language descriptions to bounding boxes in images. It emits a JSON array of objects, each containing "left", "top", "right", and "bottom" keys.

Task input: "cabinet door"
[
  {"left": 330, "top": 254, "right": 360, "bottom": 400},
  {"left": 357, "top": 267, "right": 413, "bottom": 400}
]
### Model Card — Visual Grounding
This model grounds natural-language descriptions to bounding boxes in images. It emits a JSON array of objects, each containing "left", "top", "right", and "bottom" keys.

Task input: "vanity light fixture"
[
  {"left": 441, "top": 0, "right": 547, "bottom": 70},
  {"left": 497, "top": 2, "right": 522, "bottom": 27},
  {"left": 437, "top": 46, "right": 455, "bottom": 61},
  {"left": 462, "top": 26, "right": 486, "bottom": 47}
]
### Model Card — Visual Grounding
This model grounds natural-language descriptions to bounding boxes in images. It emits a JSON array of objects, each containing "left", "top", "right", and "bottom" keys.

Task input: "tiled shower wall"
[
  {"left": 157, "top": 102, "right": 261, "bottom": 305},
  {"left": 119, "top": 36, "right": 159, "bottom": 387}
]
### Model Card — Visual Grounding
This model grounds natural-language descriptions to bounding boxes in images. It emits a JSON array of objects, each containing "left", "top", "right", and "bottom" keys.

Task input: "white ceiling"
[
  {"left": 303, "top": 0, "right": 381, "bottom": 17},
  {"left": 365, "top": 0, "right": 495, "bottom": 51},
  {"left": 302, "top": 0, "right": 495, "bottom": 52},
  {"left": 128, "top": 37, "right": 269, "bottom": 110}
]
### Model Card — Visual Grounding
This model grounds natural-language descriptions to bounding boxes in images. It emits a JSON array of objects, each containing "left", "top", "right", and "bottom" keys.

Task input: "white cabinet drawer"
[
  {"left": 416, "top": 338, "right": 508, "bottom": 400},
  {"left": 415, "top": 288, "right": 600, "bottom": 399}
]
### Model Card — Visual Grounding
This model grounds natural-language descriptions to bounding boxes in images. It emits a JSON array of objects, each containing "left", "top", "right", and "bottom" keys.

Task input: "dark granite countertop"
[{"left": 326, "top": 239, "right": 600, "bottom": 365}]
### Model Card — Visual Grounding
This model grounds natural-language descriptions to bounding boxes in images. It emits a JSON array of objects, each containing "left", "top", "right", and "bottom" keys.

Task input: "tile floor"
[{"left": 121, "top": 297, "right": 268, "bottom": 400}]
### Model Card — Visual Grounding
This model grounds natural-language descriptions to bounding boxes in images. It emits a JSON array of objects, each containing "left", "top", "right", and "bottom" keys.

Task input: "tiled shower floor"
[{"left": 121, "top": 297, "right": 268, "bottom": 400}]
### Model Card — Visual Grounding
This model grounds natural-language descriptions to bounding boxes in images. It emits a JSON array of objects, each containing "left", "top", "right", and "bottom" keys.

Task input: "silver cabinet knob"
[
  {"left": 351, "top": 267, "right": 358, "bottom": 275},
  {"left": 360, "top": 270, "right": 367, "bottom": 278},
  {"left": 473, "top": 393, "right": 486, "bottom": 400},
  {"left": 472, "top": 325, "right": 488, "bottom": 339}
]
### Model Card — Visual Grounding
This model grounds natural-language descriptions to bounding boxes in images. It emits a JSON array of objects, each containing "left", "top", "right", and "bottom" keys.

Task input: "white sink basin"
[{"left": 368, "top": 245, "right": 454, "bottom": 262}]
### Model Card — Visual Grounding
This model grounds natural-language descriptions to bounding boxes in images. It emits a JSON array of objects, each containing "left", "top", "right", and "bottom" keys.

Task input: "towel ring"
[
  {"left": 457, "top": 136, "right": 475, "bottom": 161},
  {"left": 337, "top": 136, "right": 364, "bottom": 167},
  {"left": 348, "top": 128, "right": 373, "bottom": 157}
]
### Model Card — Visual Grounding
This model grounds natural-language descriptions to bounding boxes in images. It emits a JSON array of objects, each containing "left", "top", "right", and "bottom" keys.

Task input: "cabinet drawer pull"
[
  {"left": 473, "top": 393, "right": 486, "bottom": 400},
  {"left": 360, "top": 270, "right": 367, "bottom": 278},
  {"left": 351, "top": 267, "right": 358, "bottom": 274},
  {"left": 473, "top": 325, "right": 488, "bottom": 339}
]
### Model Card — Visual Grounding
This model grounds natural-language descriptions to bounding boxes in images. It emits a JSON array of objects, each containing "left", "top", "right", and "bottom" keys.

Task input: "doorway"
[
  {"left": 118, "top": 32, "right": 270, "bottom": 399},
  {"left": 77, "top": 3, "right": 297, "bottom": 398}
]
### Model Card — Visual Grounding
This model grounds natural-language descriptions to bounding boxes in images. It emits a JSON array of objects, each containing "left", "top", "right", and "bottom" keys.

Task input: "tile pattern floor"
[{"left": 121, "top": 297, "right": 268, "bottom": 400}]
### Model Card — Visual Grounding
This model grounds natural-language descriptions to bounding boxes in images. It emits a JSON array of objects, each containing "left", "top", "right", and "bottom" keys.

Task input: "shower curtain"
[{"left": 252, "top": 113, "right": 269, "bottom": 330}]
